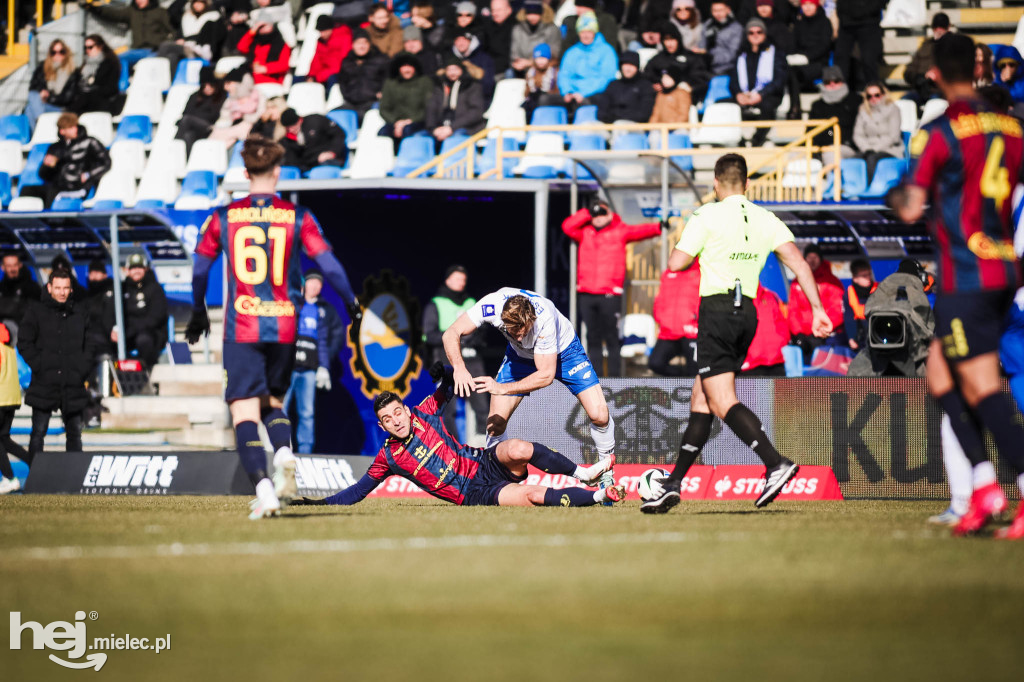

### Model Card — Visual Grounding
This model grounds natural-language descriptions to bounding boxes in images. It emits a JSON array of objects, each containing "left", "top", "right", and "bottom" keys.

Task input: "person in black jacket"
[
  {"left": 25, "top": 39, "right": 78, "bottom": 129},
  {"left": 85, "top": 259, "right": 115, "bottom": 345},
  {"left": 596, "top": 51, "right": 656, "bottom": 123},
  {"left": 753, "top": 0, "right": 792, "bottom": 55},
  {"left": 338, "top": 29, "right": 389, "bottom": 122},
  {"left": 0, "top": 253, "right": 42, "bottom": 344},
  {"left": 786, "top": 0, "right": 833, "bottom": 118},
  {"left": 18, "top": 269, "right": 100, "bottom": 464},
  {"left": 175, "top": 66, "right": 226, "bottom": 154},
  {"left": 729, "top": 18, "right": 787, "bottom": 145},
  {"left": 30, "top": 112, "right": 111, "bottom": 208},
  {"left": 835, "top": 0, "right": 886, "bottom": 87},
  {"left": 69, "top": 34, "right": 123, "bottom": 115},
  {"left": 644, "top": 23, "right": 711, "bottom": 101},
  {"left": 278, "top": 108, "right": 347, "bottom": 173},
  {"left": 808, "top": 65, "right": 859, "bottom": 165},
  {"left": 480, "top": 0, "right": 515, "bottom": 75},
  {"left": 425, "top": 54, "right": 487, "bottom": 144},
  {"left": 108, "top": 254, "right": 168, "bottom": 369}
]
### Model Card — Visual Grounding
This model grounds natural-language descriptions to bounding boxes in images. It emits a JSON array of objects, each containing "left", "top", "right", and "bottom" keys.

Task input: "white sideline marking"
[{"left": 4, "top": 531, "right": 722, "bottom": 562}]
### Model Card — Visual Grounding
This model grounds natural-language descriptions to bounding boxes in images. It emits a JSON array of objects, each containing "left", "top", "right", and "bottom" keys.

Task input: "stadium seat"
[
  {"left": 287, "top": 81, "right": 327, "bottom": 117},
  {"left": 513, "top": 133, "right": 565, "bottom": 177},
  {"left": 861, "top": 157, "right": 908, "bottom": 198},
  {"left": 91, "top": 199, "right": 124, "bottom": 210},
  {"left": 895, "top": 99, "right": 917, "bottom": 133},
  {"left": 153, "top": 85, "right": 198, "bottom": 144},
  {"left": 355, "top": 108, "right": 386, "bottom": 149},
  {"left": 88, "top": 170, "right": 137, "bottom": 208},
  {"left": 119, "top": 56, "right": 131, "bottom": 92},
  {"left": 180, "top": 169, "right": 218, "bottom": 198},
  {"left": 612, "top": 132, "right": 648, "bottom": 151},
  {"left": 119, "top": 86, "right": 164, "bottom": 122},
  {"left": 214, "top": 56, "right": 246, "bottom": 77},
  {"left": 326, "top": 109, "right": 359, "bottom": 149},
  {"left": 782, "top": 345, "right": 803, "bottom": 377},
  {"left": 0, "top": 172, "right": 11, "bottom": 207},
  {"left": 115, "top": 115, "right": 154, "bottom": 144},
  {"left": 293, "top": 3, "right": 335, "bottom": 78},
  {"left": 573, "top": 105, "right": 598, "bottom": 125},
  {"left": 919, "top": 99, "right": 948, "bottom": 128},
  {"left": 667, "top": 132, "right": 693, "bottom": 172},
  {"left": 636, "top": 47, "right": 658, "bottom": 70},
  {"left": 133, "top": 198, "right": 167, "bottom": 210},
  {"left": 136, "top": 165, "right": 180, "bottom": 204},
  {"left": 223, "top": 165, "right": 248, "bottom": 185},
  {"left": 325, "top": 84, "right": 344, "bottom": 111},
  {"left": 130, "top": 57, "right": 172, "bottom": 93},
  {"left": 0, "top": 140, "right": 24, "bottom": 176},
  {"left": 279, "top": 166, "right": 302, "bottom": 180},
  {"left": 172, "top": 58, "right": 207, "bottom": 88},
  {"left": 348, "top": 135, "right": 395, "bottom": 178},
  {"left": 226, "top": 140, "right": 245, "bottom": 170},
  {"left": 78, "top": 112, "right": 114, "bottom": 147},
  {"left": 477, "top": 137, "right": 517, "bottom": 178},
  {"left": 568, "top": 133, "right": 605, "bottom": 181},
  {"left": 7, "top": 196, "right": 43, "bottom": 212},
  {"left": 109, "top": 139, "right": 147, "bottom": 178},
  {"left": 174, "top": 194, "right": 214, "bottom": 210},
  {"left": 839, "top": 158, "right": 869, "bottom": 199},
  {"left": 530, "top": 106, "right": 568, "bottom": 129},
  {"left": 437, "top": 133, "right": 471, "bottom": 174},
  {"left": 19, "top": 144, "right": 50, "bottom": 187},
  {"left": 486, "top": 105, "right": 527, "bottom": 144},
  {"left": 27, "top": 111, "right": 60, "bottom": 148},
  {"left": 0, "top": 115, "right": 30, "bottom": 144},
  {"left": 620, "top": 314, "right": 656, "bottom": 358},
  {"left": 782, "top": 158, "right": 823, "bottom": 188},
  {"left": 51, "top": 196, "right": 83, "bottom": 211},
  {"left": 704, "top": 74, "right": 731, "bottom": 105},
  {"left": 391, "top": 136, "right": 436, "bottom": 177},
  {"left": 485, "top": 78, "right": 526, "bottom": 118},
  {"left": 255, "top": 82, "right": 287, "bottom": 100},
  {"left": 185, "top": 139, "right": 229, "bottom": 175},
  {"left": 690, "top": 103, "right": 742, "bottom": 146},
  {"left": 307, "top": 165, "right": 344, "bottom": 179}
]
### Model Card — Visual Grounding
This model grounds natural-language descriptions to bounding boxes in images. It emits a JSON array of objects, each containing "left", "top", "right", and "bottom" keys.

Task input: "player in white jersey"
[{"left": 442, "top": 288, "right": 616, "bottom": 485}]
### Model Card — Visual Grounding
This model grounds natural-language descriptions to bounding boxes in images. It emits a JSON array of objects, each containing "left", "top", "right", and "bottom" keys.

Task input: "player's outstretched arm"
[
  {"left": 300, "top": 473, "right": 381, "bottom": 506},
  {"left": 311, "top": 251, "right": 360, "bottom": 319},
  {"left": 474, "top": 352, "right": 557, "bottom": 395},
  {"left": 775, "top": 241, "right": 832, "bottom": 339},
  {"left": 443, "top": 313, "right": 480, "bottom": 397},
  {"left": 185, "top": 253, "right": 215, "bottom": 344}
]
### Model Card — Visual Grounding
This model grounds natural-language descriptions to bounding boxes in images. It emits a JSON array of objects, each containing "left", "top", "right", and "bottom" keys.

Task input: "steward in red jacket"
[
  {"left": 649, "top": 263, "right": 701, "bottom": 376},
  {"left": 308, "top": 16, "right": 352, "bottom": 85},
  {"left": 741, "top": 285, "right": 790, "bottom": 375},
  {"left": 787, "top": 244, "right": 845, "bottom": 357}
]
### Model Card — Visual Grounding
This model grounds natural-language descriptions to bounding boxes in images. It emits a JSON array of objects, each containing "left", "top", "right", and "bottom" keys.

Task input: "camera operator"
[{"left": 847, "top": 259, "right": 935, "bottom": 377}]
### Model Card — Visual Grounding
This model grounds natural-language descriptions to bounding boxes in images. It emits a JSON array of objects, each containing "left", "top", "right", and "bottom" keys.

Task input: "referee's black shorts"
[{"left": 696, "top": 294, "right": 758, "bottom": 378}]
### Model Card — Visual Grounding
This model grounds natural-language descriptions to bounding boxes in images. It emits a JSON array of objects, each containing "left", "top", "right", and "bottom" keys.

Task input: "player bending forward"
[
  {"left": 293, "top": 365, "right": 625, "bottom": 507},
  {"left": 442, "top": 289, "right": 617, "bottom": 491}
]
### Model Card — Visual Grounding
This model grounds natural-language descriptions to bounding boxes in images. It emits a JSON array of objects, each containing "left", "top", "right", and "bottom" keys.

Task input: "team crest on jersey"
[{"left": 348, "top": 270, "right": 423, "bottom": 399}]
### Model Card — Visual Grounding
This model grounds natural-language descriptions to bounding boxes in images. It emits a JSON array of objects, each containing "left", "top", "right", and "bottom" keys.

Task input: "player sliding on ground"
[{"left": 292, "top": 365, "right": 625, "bottom": 507}]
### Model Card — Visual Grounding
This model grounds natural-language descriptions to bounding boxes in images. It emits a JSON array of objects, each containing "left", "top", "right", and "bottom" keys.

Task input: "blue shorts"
[
  {"left": 495, "top": 336, "right": 600, "bottom": 396},
  {"left": 461, "top": 446, "right": 527, "bottom": 506},
  {"left": 1000, "top": 300, "right": 1024, "bottom": 377},
  {"left": 223, "top": 341, "right": 295, "bottom": 402}
]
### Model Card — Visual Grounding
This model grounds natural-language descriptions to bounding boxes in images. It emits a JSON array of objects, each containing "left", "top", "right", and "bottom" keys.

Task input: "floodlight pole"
[{"left": 109, "top": 213, "right": 126, "bottom": 361}]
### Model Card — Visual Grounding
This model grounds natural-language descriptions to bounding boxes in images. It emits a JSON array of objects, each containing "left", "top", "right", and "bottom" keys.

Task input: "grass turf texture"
[{"left": 2, "top": 497, "right": 1022, "bottom": 681}]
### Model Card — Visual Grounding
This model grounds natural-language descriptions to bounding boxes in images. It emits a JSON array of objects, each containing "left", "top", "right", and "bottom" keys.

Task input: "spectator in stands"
[
  {"left": 49, "top": 255, "right": 88, "bottom": 302},
  {"left": 597, "top": 51, "right": 656, "bottom": 123},
  {"left": 175, "top": 66, "right": 226, "bottom": 154},
  {"left": 788, "top": 243, "right": 845, "bottom": 360},
  {"left": 410, "top": 0, "right": 445, "bottom": 50},
  {"left": 0, "top": 322, "right": 26, "bottom": 495},
  {"left": 222, "top": 1, "right": 253, "bottom": 56},
  {"left": 451, "top": 31, "right": 496, "bottom": 98},
  {"left": 249, "top": 94, "right": 287, "bottom": 140},
  {"left": 481, "top": 0, "right": 515, "bottom": 77},
  {"left": 703, "top": 0, "right": 743, "bottom": 76},
  {"left": 650, "top": 63, "right": 696, "bottom": 124},
  {"left": 426, "top": 54, "right": 487, "bottom": 144},
  {"left": 209, "top": 68, "right": 266, "bottom": 146},
  {"left": 279, "top": 108, "right": 348, "bottom": 172},
  {"left": 558, "top": 13, "right": 619, "bottom": 114},
  {"left": 902, "top": 12, "right": 948, "bottom": 108},
  {"left": 785, "top": 0, "right": 832, "bottom": 118},
  {"left": 561, "top": 0, "right": 619, "bottom": 53},
  {"left": 68, "top": 34, "right": 122, "bottom": 115},
  {"left": 249, "top": 0, "right": 295, "bottom": 47},
  {"left": 25, "top": 39, "right": 77, "bottom": 129},
  {"left": 644, "top": 23, "right": 710, "bottom": 101},
  {"left": 670, "top": 0, "right": 705, "bottom": 53},
  {"left": 993, "top": 46, "right": 1024, "bottom": 104},
  {"left": 28, "top": 112, "right": 111, "bottom": 208},
  {"left": 0, "top": 252, "right": 42, "bottom": 344},
  {"left": 522, "top": 43, "right": 560, "bottom": 120},
  {"left": 285, "top": 270, "right": 344, "bottom": 454},
  {"left": 729, "top": 17, "right": 786, "bottom": 146},
  {"left": 444, "top": 2, "right": 483, "bottom": 48},
  {"left": 109, "top": 254, "right": 168, "bottom": 370},
  {"left": 85, "top": 0, "right": 175, "bottom": 68},
  {"left": 338, "top": 29, "right": 389, "bottom": 122},
  {"left": 843, "top": 257, "right": 875, "bottom": 351},
  {"left": 379, "top": 53, "right": 433, "bottom": 150},
  {"left": 975, "top": 44, "right": 994, "bottom": 88},
  {"left": 157, "top": 0, "right": 226, "bottom": 70},
  {"left": 562, "top": 200, "right": 662, "bottom": 377},
  {"left": 306, "top": 15, "right": 352, "bottom": 87},
  {"left": 237, "top": 21, "right": 291, "bottom": 85},
  {"left": 628, "top": 18, "right": 663, "bottom": 52},
  {"left": 649, "top": 263, "right": 700, "bottom": 377},
  {"left": 85, "top": 259, "right": 115, "bottom": 335},
  {"left": 754, "top": 0, "right": 792, "bottom": 55},
  {"left": 19, "top": 268, "right": 99, "bottom": 465},
  {"left": 809, "top": 65, "right": 858, "bottom": 165},
  {"left": 511, "top": 1, "right": 561, "bottom": 76},
  {"left": 834, "top": 0, "right": 885, "bottom": 86},
  {"left": 853, "top": 81, "right": 902, "bottom": 181},
  {"left": 402, "top": 25, "right": 440, "bottom": 75},
  {"left": 367, "top": 3, "right": 404, "bottom": 58},
  {"left": 739, "top": 285, "right": 790, "bottom": 376}
]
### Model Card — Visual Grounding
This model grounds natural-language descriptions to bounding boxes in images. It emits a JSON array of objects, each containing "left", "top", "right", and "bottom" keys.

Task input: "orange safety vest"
[{"left": 846, "top": 283, "right": 877, "bottom": 321}]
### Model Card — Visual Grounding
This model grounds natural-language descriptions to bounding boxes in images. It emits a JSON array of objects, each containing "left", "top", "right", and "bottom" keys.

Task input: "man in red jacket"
[
  {"left": 306, "top": 15, "right": 351, "bottom": 87},
  {"left": 740, "top": 285, "right": 790, "bottom": 375},
  {"left": 650, "top": 264, "right": 701, "bottom": 376},
  {"left": 787, "top": 243, "right": 845, "bottom": 360},
  {"left": 562, "top": 199, "right": 662, "bottom": 376}
]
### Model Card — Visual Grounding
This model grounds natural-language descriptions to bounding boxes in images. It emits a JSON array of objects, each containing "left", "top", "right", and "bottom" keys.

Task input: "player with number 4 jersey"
[{"left": 186, "top": 136, "right": 361, "bottom": 519}]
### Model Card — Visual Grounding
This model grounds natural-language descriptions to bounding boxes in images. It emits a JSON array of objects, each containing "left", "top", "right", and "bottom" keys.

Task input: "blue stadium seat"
[
  {"left": 306, "top": 165, "right": 344, "bottom": 179},
  {"left": 119, "top": 56, "right": 131, "bottom": 92},
  {"left": 0, "top": 172, "right": 11, "bottom": 207},
  {"left": 573, "top": 105, "right": 598, "bottom": 125},
  {"left": 114, "top": 115, "right": 153, "bottom": 144},
  {"left": 568, "top": 134, "right": 604, "bottom": 179},
  {"left": 326, "top": 109, "right": 358, "bottom": 147},
  {"left": 530, "top": 106, "right": 568, "bottom": 128},
  {"left": 390, "top": 135, "right": 436, "bottom": 177},
  {"left": 612, "top": 133, "right": 648, "bottom": 151},
  {"left": 19, "top": 144, "right": 50, "bottom": 187},
  {"left": 477, "top": 137, "right": 518, "bottom": 178},
  {"left": 782, "top": 345, "right": 804, "bottom": 377},
  {"left": 861, "top": 157, "right": 908, "bottom": 198},
  {"left": 704, "top": 74, "right": 731, "bottom": 106},
  {"left": 51, "top": 196, "right": 83, "bottom": 211},
  {"left": 0, "top": 115, "right": 30, "bottom": 144},
  {"left": 521, "top": 165, "right": 560, "bottom": 179},
  {"left": 227, "top": 141, "right": 244, "bottom": 169},
  {"left": 279, "top": 166, "right": 302, "bottom": 181},
  {"left": 180, "top": 170, "right": 218, "bottom": 199},
  {"left": 438, "top": 133, "right": 471, "bottom": 170},
  {"left": 172, "top": 58, "right": 208, "bottom": 87},
  {"left": 133, "top": 199, "right": 166, "bottom": 210},
  {"left": 840, "top": 158, "right": 869, "bottom": 199},
  {"left": 667, "top": 132, "right": 693, "bottom": 171},
  {"left": 91, "top": 199, "right": 124, "bottom": 210},
  {"left": 902, "top": 130, "right": 911, "bottom": 157}
]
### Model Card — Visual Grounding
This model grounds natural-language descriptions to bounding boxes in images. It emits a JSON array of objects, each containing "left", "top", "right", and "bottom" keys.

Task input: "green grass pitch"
[{"left": 2, "top": 496, "right": 1022, "bottom": 681}]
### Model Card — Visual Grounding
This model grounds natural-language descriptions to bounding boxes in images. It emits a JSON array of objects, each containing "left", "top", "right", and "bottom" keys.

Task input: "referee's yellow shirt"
[{"left": 676, "top": 194, "right": 795, "bottom": 299}]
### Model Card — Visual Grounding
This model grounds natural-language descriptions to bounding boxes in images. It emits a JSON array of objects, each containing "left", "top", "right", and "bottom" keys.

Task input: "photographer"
[{"left": 847, "top": 259, "right": 935, "bottom": 377}]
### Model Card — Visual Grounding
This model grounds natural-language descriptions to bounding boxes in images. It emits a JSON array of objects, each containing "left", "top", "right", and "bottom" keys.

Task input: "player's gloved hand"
[
  {"left": 660, "top": 217, "right": 672, "bottom": 231},
  {"left": 315, "top": 366, "right": 332, "bottom": 391},
  {"left": 428, "top": 361, "right": 445, "bottom": 382},
  {"left": 289, "top": 496, "right": 327, "bottom": 506},
  {"left": 346, "top": 298, "right": 363, "bottom": 325},
  {"left": 428, "top": 361, "right": 455, "bottom": 391},
  {"left": 184, "top": 307, "right": 210, "bottom": 344}
]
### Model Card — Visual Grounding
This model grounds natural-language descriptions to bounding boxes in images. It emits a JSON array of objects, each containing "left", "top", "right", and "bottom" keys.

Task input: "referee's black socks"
[
  {"left": 723, "top": 403, "right": 783, "bottom": 469},
  {"left": 667, "top": 412, "right": 713, "bottom": 483}
]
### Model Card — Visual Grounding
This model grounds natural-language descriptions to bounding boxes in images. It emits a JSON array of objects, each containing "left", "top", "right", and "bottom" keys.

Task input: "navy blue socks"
[
  {"left": 260, "top": 407, "right": 292, "bottom": 452},
  {"left": 235, "top": 420, "right": 267, "bottom": 486},
  {"left": 542, "top": 487, "right": 597, "bottom": 507},
  {"left": 529, "top": 443, "right": 577, "bottom": 475}
]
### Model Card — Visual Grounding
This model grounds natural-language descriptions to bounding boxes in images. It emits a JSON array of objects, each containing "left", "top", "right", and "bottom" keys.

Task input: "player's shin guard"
[
  {"left": 667, "top": 412, "right": 713, "bottom": 483},
  {"left": 590, "top": 414, "right": 615, "bottom": 458},
  {"left": 723, "top": 403, "right": 782, "bottom": 469},
  {"left": 529, "top": 443, "right": 577, "bottom": 475},
  {"left": 542, "top": 486, "right": 599, "bottom": 507},
  {"left": 936, "top": 391, "right": 989, "bottom": 467},
  {"left": 940, "top": 414, "right": 973, "bottom": 515},
  {"left": 235, "top": 421, "right": 268, "bottom": 487},
  {"left": 261, "top": 406, "right": 294, "bottom": 467},
  {"left": 974, "top": 393, "right": 1024, "bottom": 476}
]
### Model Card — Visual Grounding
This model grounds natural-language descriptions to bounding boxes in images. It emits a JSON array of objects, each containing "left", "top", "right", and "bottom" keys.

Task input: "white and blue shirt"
[{"left": 466, "top": 287, "right": 578, "bottom": 359}]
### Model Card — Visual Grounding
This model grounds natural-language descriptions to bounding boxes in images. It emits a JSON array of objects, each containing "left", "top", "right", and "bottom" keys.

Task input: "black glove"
[
  {"left": 184, "top": 307, "right": 210, "bottom": 344},
  {"left": 428, "top": 361, "right": 455, "bottom": 391},
  {"left": 428, "top": 361, "right": 446, "bottom": 382},
  {"left": 288, "top": 496, "right": 327, "bottom": 506},
  {"left": 346, "top": 299, "right": 363, "bottom": 324},
  {"left": 660, "top": 218, "right": 672, "bottom": 231}
]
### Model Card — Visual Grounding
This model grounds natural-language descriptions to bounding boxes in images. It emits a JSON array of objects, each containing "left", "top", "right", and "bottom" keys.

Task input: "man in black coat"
[
  {"left": 596, "top": 51, "right": 656, "bottom": 123},
  {"left": 18, "top": 269, "right": 101, "bottom": 463},
  {"left": 33, "top": 112, "right": 111, "bottom": 208},
  {"left": 834, "top": 0, "right": 886, "bottom": 86},
  {"left": 279, "top": 108, "right": 348, "bottom": 173},
  {"left": 108, "top": 254, "right": 169, "bottom": 369},
  {"left": 479, "top": 0, "right": 515, "bottom": 75},
  {"left": 338, "top": 29, "right": 389, "bottom": 122},
  {"left": 425, "top": 55, "right": 487, "bottom": 143},
  {"left": 786, "top": 0, "right": 833, "bottom": 117},
  {"left": 0, "top": 252, "right": 42, "bottom": 343}
]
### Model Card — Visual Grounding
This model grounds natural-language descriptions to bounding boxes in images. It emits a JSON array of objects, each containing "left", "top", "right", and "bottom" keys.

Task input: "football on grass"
[{"left": 637, "top": 468, "right": 670, "bottom": 501}]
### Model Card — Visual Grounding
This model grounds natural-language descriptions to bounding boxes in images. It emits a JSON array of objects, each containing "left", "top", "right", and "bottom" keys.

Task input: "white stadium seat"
[
  {"left": 919, "top": 99, "right": 948, "bottom": 129},
  {"left": 153, "top": 85, "right": 198, "bottom": 145},
  {"left": 326, "top": 83, "right": 344, "bottom": 111},
  {"left": 636, "top": 48, "right": 658, "bottom": 71},
  {"left": 294, "top": 3, "right": 335, "bottom": 78},
  {"left": 223, "top": 166, "right": 248, "bottom": 185},
  {"left": 119, "top": 86, "right": 164, "bottom": 122},
  {"left": 348, "top": 135, "right": 395, "bottom": 178},
  {"left": 109, "top": 139, "right": 147, "bottom": 178},
  {"left": 130, "top": 57, "right": 172, "bottom": 92},
  {"left": 78, "top": 112, "right": 114, "bottom": 147},
  {"left": 485, "top": 79, "right": 525, "bottom": 118},
  {"left": 7, "top": 196, "right": 44, "bottom": 212},
  {"left": 782, "top": 158, "right": 823, "bottom": 188},
  {"left": 355, "top": 108, "right": 386, "bottom": 149},
  {"left": 27, "top": 111, "right": 60, "bottom": 148},
  {"left": 512, "top": 133, "right": 565, "bottom": 176},
  {"left": 690, "top": 103, "right": 743, "bottom": 147},
  {"left": 87, "top": 170, "right": 137, "bottom": 207},
  {"left": 173, "top": 194, "right": 214, "bottom": 210},
  {"left": 185, "top": 139, "right": 229, "bottom": 175},
  {"left": 214, "top": 56, "right": 246, "bottom": 77},
  {"left": 136, "top": 166, "right": 180, "bottom": 204},
  {"left": 287, "top": 81, "right": 327, "bottom": 117},
  {"left": 0, "top": 140, "right": 24, "bottom": 175},
  {"left": 255, "top": 82, "right": 287, "bottom": 100},
  {"left": 896, "top": 99, "right": 918, "bottom": 133},
  {"left": 485, "top": 106, "right": 526, "bottom": 144}
]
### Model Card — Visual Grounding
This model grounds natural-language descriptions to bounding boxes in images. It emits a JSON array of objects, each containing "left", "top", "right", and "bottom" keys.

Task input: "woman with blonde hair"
[
  {"left": 25, "top": 39, "right": 77, "bottom": 128},
  {"left": 852, "top": 81, "right": 904, "bottom": 182}
]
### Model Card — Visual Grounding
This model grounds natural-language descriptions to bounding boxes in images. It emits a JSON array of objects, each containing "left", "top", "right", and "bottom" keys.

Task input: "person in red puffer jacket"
[
  {"left": 562, "top": 199, "right": 662, "bottom": 376},
  {"left": 237, "top": 22, "right": 291, "bottom": 85},
  {"left": 787, "top": 243, "right": 845, "bottom": 360},
  {"left": 741, "top": 285, "right": 790, "bottom": 375},
  {"left": 307, "top": 15, "right": 351, "bottom": 87},
  {"left": 650, "top": 263, "right": 701, "bottom": 376}
]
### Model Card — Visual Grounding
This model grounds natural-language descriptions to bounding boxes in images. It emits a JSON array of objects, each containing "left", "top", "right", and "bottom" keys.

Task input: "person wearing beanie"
[
  {"left": 379, "top": 52, "right": 433, "bottom": 149},
  {"left": 786, "top": 0, "right": 833, "bottom": 118},
  {"left": 703, "top": 0, "right": 743, "bottom": 75},
  {"left": 367, "top": 3, "right": 404, "bottom": 57},
  {"left": 649, "top": 61, "right": 695, "bottom": 124},
  {"left": 727, "top": 15, "right": 787, "bottom": 145},
  {"left": 278, "top": 106, "right": 348, "bottom": 173},
  {"left": 595, "top": 50, "right": 656, "bottom": 123},
  {"left": 175, "top": 65, "right": 227, "bottom": 154},
  {"left": 644, "top": 22, "right": 711, "bottom": 102},
  {"left": 402, "top": 23, "right": 441, "bottom": 75},
  {"left": 523, "top": 42, "right": 561, "bottom": 120},
  {"left": 480, "top": 0, "right": 516, "bottom": 74},
  {"left": 560, "top": 0, "right": 619, "bottom": 53},
  {"left": 808, "top": 65, "right": 859, "bottom": 164},
  {"left": 338, "top": 29, "right": 389, "bottom": 122},
  {"left": 444, "top": 1, "right": 483, "bottom": 48},
  {"left": 670, "top": 0, "right": 705, "bottom": 53},
  {"left": 558, "top": 12, "right": 619, "bottom": 113},
  {"left": 511, "top": 0, "right": 561, "bottom": 74},
  {"left": 425, "top": 53, "right": 487, "bottom": 143},
  {"left": 835, "top": 0, "right": 887, "bottom": 85},
  {"left": 306, "top": 14, "right": 352, "bottom": 86},
  {"left": 106, "top": 254, "right": 168, "bottom": 371}
]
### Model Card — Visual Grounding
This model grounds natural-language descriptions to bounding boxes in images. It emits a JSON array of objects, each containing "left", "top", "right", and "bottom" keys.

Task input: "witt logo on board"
[
  {"left": 81, "top": 456, "right": 179, "bottom": 494},
  {"left": 293, "top": 457, "right": 359, "bottom": 493},
  {"left": 347, "top": 270, "right": 423, "bottom": 400}
]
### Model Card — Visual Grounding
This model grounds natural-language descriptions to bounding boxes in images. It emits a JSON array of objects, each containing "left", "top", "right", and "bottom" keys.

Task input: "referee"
[{"left": 642, "top": 154, "right": 832, "bottom": 513}]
